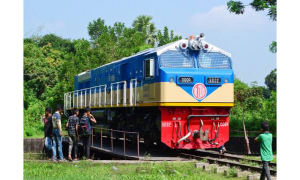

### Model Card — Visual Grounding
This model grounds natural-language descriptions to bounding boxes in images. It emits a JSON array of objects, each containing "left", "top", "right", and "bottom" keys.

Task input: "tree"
[
  {"left": 23, "top": 15, "right": 190, "bottom": 137},
  {"left": 88, "top": 18, "right": 108, "bottom": 42},
  {"left": 157, "top": 26, "right": 182, "bottom": 46},
  {"left": 38, "top": 34, "right": 75, "bottom": 53},
  {"left": 227, "top": 0, "right": 277, "bottom": 53},
  {"left": 132, "top": 15, "right": 157, "bottom": 46},
  {"left": 265, "top": 68, "right": 276, "bottom": 91}
]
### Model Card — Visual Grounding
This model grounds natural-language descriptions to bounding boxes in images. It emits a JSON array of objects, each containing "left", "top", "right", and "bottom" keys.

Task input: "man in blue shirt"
[{"left": 51, "top": 104, "right": 65, "bottom": 161}]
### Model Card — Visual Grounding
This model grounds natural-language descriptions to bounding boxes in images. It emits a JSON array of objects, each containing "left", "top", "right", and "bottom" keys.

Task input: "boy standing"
[
  {"left": 80, "top": 107, "right": 97, "bottom": 160},
  {"left": 43, "top": 107, "right": 53, "bottom": 158},
  {"left": 255, "top": 121, "right": 273, "bottom": 180},
  {"left": 51, "top": 104, "right": 64, "bottom": 161},
  {"left": 66, "top": 108, "right": 79, "bottom": 161}
]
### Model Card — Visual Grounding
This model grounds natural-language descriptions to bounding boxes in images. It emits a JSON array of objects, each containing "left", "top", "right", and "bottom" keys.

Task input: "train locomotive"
[{"left": 64, "top": 33, "right": 234, "bottom": 150}]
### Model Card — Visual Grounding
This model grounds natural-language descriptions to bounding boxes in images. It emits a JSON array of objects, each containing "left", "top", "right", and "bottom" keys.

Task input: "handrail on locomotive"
[{"left": 64, "top": 78, "right": 138, "bottom": 116}]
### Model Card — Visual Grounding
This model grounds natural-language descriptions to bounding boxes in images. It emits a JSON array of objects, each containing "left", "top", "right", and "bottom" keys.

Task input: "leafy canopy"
[{"left": 24, "top": 15, "right": 181, "bottom": 137}]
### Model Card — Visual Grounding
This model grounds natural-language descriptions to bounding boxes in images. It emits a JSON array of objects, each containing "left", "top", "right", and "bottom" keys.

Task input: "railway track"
[{"left": 178, "top": 150, "right": 277, "bottom": 176}]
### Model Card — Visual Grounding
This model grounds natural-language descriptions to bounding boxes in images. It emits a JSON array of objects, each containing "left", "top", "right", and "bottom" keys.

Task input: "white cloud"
[{"left": 190, "top": 5, "right": 271, "bottom": 31}]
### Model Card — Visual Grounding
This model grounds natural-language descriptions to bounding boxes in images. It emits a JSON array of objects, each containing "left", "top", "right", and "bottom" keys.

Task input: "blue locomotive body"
[{"left": 65, "top": 37, "right": 234, "bottom": 149}]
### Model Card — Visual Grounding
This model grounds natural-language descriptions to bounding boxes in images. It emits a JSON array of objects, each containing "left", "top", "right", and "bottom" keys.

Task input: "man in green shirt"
[{"left": 255, "top": 121, "right": 273, "bottom": 180}]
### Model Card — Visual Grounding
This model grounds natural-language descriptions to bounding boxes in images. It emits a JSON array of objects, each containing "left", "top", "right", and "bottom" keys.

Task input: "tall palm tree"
[{"left": 132, "top": 15, "right": 157, "bottom": 46}]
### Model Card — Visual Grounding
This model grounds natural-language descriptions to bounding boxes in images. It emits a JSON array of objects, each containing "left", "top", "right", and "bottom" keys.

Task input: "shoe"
[
  {"left": 57, "top": 159, "right": 67, "bottom": 162},
  {"left": 50, "top": 158, "right": 57, "bottom": 162},
  {"left": 222, "top": 147, "right": 226, "bottom": 154},
  {"left": 73, "top": 158, "right": 79, "bottom": 161}
]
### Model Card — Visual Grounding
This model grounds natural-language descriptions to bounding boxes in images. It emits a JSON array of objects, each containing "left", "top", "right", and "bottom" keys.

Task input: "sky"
[{"left": 24, "top": 0, "right": 276, "bottom": 86}]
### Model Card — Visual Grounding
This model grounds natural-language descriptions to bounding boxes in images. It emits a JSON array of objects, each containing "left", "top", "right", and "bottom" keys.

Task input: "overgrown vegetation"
[
  {"left": 24, "top": 15, "right": 181, "bottom": 137},
  {"left": 230, "top": 71, "right": 277, "bottom": 136},
  {"left": 24, "top": 15, "right": 276, "bottom": 138},
  {"left": 24, "top": 160, "right": 244, "bottom": 180}
]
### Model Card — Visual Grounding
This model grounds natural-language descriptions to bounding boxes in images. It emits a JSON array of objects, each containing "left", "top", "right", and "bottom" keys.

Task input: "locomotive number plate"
[
  {"left": 179, "top": 77, "right": 193, "bottom": 83},
  {"left": 207, "top": 77, "right": 221, "bottom": 84}
]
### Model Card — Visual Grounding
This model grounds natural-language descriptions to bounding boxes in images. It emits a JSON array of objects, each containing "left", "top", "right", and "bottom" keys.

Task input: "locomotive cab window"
[{"left": 145, "top": 58, "right": 155, "bottom": 78}]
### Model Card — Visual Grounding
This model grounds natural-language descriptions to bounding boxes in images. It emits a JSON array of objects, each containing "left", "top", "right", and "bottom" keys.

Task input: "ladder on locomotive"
[{"left": 64, "top": 79, "right": 138, "bottom": 115}]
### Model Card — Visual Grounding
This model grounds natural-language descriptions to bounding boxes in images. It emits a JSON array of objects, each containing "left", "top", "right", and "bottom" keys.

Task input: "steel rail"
[
  {"left": 183, "top": 150, "right": 277, "bottom": 168},
  {"left": 179, "top": 152, "right": 277, "bottom": 176}
]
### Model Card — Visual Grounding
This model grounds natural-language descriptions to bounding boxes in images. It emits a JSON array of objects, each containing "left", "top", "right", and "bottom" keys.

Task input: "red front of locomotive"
[{"left": 159, "top": 107, "right": 230, "bottom": 149}]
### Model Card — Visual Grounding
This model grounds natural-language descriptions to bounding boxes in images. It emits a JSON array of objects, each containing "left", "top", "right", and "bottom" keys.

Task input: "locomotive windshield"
[
  {"left": 159, "top": 50, "right": 195, "bottom": 68},
  {"left": 197, "top": 51, "right": 231, "bottom": 69},
  {"left": 159, "top": 50, "right": 231, "bottom": 69}
]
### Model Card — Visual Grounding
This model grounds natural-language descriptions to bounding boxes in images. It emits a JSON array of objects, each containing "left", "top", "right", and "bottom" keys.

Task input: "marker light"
[
  {"left": 189, "top": 35, "right": 194, "bottom": 39},
  {"left": 179, "top": 42, "right": 187, "bottom": 50},
  {"left": 170, "top": 77, "right": 174, "bottom": 82},
  {"left": 204, "top": 44, "right": 209, "bottom": 50}
]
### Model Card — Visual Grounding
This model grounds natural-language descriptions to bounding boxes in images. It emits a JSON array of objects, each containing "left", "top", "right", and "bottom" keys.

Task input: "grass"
[
  {"left": 24, "top": 129, "right": 68, "bottom": 138},
  {"left": 24, "top": 160, "right": 244, "bottom": 180},
  {"left": 244, "top": 155, "right": 277, "bottom": 163},
  {"left": 239, "top": 159, "right": 260, "bottom": 167}
]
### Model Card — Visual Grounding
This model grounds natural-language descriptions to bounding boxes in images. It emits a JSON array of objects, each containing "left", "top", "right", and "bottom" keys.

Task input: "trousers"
[
  {"left": 68, "top": 135, "right": 78, "bottom": 158},
  {"left": 52, "top": 129, "right": 63, "bottom": 160},
  {"left": 260, "top": 161, "right": 271, "bottom": 180},
  {"left": 82, "top": 135, "right": 91, "bottom": 159}
]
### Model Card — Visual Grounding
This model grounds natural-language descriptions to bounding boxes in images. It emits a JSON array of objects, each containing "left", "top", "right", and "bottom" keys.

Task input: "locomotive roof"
[{"left": 77, "top": 39, "right": 231, "bottom": 76}]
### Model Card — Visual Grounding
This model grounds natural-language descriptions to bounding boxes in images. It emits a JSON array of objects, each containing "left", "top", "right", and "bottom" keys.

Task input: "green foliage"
[
  {"left": 132, "top": 15, "right": 157, "bottom": 46},
  {"left": 227, "top": 0, "right": 245, "bottom": 15},
  {"left": 269, "top": 41, "right": 277, "bottom": 53},
  {"left": 230, "top": 75, "right": 277, "bottom": 135},
  {"left": 227, "top": 0, "right": 277, "bottom": 53},
  {"left": 38, "top": 34, "right": 75, "bottom": 53},
  {"left": 24, "top": 16, "right": 180, "bottom": 137},
  {"left": 265, "top": 68, "right": 276, "bottom": 91},
  {"left": 268, "top": 5, "right": 277, "bottom": 21},
  {"left": 88, "top": 18, "right": 107, "bottom": 42},
  {"left": 157, "top": 26, "right": 182, "bottom": 46}
]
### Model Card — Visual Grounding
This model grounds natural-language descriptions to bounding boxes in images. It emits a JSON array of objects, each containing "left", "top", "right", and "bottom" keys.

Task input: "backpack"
[{"left": 79, "top": 116, "right": 90, "bottom": 137}]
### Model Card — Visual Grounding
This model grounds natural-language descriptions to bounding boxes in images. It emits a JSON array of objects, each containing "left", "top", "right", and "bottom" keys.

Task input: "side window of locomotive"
[{"left": 145, "top": 59, "right": 154, "bottom": 79}]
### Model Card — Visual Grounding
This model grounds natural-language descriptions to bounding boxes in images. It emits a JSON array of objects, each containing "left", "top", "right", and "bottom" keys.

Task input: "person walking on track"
[
  {"left": 80, "top": 107, "right": 97, "bottom": 160},
  {"left": 51, "top": 104, "right": 65, "bottom": 162},
  {"left": 43, "top": 107, "right": 53, "bottom": 159},
  {"left": 66, "top": 108, "right": 80, "bottom": 161},
  {"left": 255, "top": 121, "right": 273, "bottom": 180}
]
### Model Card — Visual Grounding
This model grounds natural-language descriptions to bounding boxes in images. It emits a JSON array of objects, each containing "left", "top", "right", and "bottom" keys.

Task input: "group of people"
[
  {"left": 43, "top": 105, "right": 273, "bottom": 179},
  {"left": 42, "top": 105, "right": 97, "bottom": 161}
]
